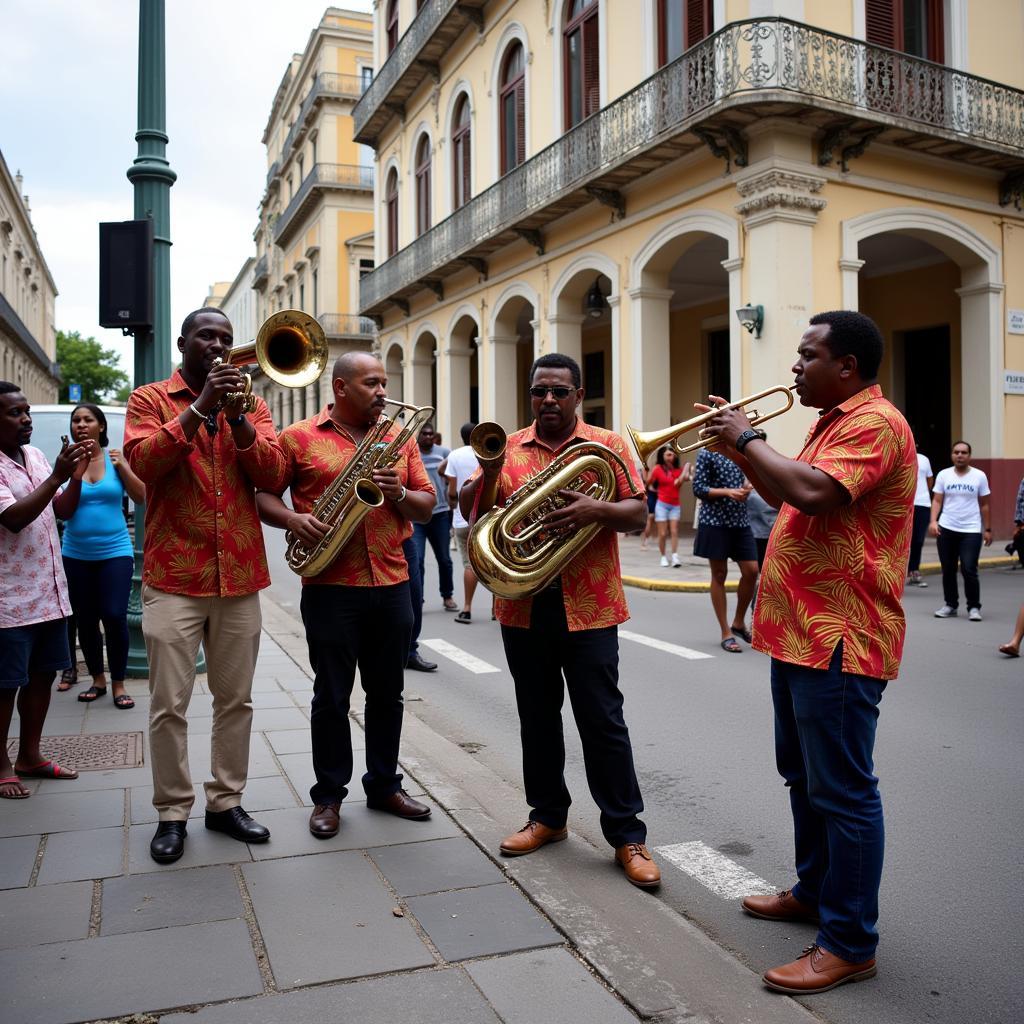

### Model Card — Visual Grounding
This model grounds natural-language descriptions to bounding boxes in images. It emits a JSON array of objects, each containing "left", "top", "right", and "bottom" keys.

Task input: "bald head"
[
  {"left": 330, "top": 351, "right": 388, "bottom": 428},
  {"left": 333, "top": 351, "right": 383, "bottom": 383}
]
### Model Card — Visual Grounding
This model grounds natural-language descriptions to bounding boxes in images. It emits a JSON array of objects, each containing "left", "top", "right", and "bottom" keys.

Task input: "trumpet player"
[
  {"left": 256, "top": 352, "right": 435, "bottom": 840},
  {"left": 124, "top": 308, "right": 288, "bottom": 864},
  {"left": 460, "top": 353, "right": 660, "bottom": 889}
]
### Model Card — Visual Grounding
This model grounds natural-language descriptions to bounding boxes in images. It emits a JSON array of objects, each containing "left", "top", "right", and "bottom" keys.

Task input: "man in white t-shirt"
[
  {"left": 906, "top": 442, "right": 934, "bottom": 587},
  {"left": 443, "top": 422, "right": 480, "bottom": 623},
  {"left": 928, "top": 440, "right": 991, "bottom": 620}
]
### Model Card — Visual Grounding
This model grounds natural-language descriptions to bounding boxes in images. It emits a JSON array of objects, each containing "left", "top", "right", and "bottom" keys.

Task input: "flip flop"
[
  {"left": 113, "top": 693, "right": 136, "bottom": 709},
  {"left": 15, "top": 760, "right": 79, "bottom": 780},
  {"left": 0, "top": 776, "right": 31, "bottom": 800},
  {"left": 720, "top": 637, "right": 743, "bottom": 653},
  {"left": 77, "top": 685, "right": 107, "bottom": 703},
  {"left": 998, "top": 644, "right": 1020, "bottom": 658},
  {"left": 731, "top": 625, "right": 753, "bottom": 644},
  {"left": 455, "top": 611, "right": 471, "bottom": 624},
  {"left": 57, "top": 668, "right": 77, "bottom": 692}
]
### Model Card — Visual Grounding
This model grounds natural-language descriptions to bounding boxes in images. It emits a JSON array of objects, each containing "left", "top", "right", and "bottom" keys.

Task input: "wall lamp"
[{"left": 735, "top": 302, "right": 764, "bottom": 339}]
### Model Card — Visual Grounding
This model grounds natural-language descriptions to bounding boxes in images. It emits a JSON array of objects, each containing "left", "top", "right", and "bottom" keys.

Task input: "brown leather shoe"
[
  {"left": 309, "top": 803, "right": 340, "bottom": 838},
  {"left": 615, "top": 843, "right": 661, "bottom": 888},
  {"left": 499, "top": 820, "right": 568, "bottom": 856},
  {"left": 365, "top": 789, "right": 431, "bottom": 820},
  {"left": 763, "top": 944, "right": 876, "bottom": 994},
  {"left": 742, "top": 888, "right": 819, "bottom": 923}
]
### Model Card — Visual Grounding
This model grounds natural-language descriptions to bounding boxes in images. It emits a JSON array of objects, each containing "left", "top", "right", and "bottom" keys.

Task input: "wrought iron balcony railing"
[
  {"left": 252, "top": 254, "right": 269, "bottom": 290},
  {"left": 280, "top": 72, "right": 368, "bottom": 162},
  {"left": 360, "top": 17, "right": 1024, "bottom": 315},
  {"left": 274, "top": 163, "right": 374, "bottom": 247},
  {"left": 320, "top": 313, "right": 378, "bottom": 338}
]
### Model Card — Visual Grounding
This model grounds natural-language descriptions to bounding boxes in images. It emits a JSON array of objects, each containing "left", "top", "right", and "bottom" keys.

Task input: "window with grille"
[{"left": 500, "top": 42, "right": 526, "bottom": 174}]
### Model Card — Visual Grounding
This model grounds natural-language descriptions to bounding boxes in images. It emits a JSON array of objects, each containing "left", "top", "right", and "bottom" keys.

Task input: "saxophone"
[
  {"left": 468, "top": 432, "right": 634, "bottom": 600},
  {"left": 285, "top": 399, "right": 434, "bottom": 577}
]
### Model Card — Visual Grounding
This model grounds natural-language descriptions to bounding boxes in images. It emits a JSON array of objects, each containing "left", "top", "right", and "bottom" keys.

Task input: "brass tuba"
[
  {"left": 468, "top": 438, "right": 634, "bottom": 600},
  {"left": 285, "top": 399, "right": 434, "bottom": 577},
  {"left": 215, "top": 309, "right": 329, "bottom": 412}
]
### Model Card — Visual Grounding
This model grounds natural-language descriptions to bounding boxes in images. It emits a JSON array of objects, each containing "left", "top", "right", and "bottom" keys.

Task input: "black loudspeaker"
[{"left": 99, "top": 219, "right": 153, "bottom": 328}]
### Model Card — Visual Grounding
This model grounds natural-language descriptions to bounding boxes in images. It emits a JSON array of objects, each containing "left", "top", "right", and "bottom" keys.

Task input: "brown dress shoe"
[
  {"left": 742, "top": 888, "right": 819, "bottom": 923},
  {"left": 499, "top": 820, "right": 568, "bottom": 856},
  {"left": 615, "top": 843, "right": 661, "bottom": 888},
  {"left": 365, "top": 789, "right": 431, "bottom": 820},
  {"left": 309, "top": 803, "right": 340, "bottom": 838},
  {"left": 763, "top": 944, "right": 876, "bottom": 994}
]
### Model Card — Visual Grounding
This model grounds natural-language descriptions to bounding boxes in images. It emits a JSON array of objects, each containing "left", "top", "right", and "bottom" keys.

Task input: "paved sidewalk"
[{"left": 1, "top": 633, "right": 637, "bottom": 1024}]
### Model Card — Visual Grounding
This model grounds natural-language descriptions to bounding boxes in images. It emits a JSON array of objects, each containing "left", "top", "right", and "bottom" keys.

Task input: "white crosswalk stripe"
[
  {"left": 654, "top": 841, "right": 777, "bottom": 899},
  {"left": 420, "top": 638, "right": 502, "bottom": 674},
  {"left": 619, "top": 630, "right": 714, "bottom": 660}
]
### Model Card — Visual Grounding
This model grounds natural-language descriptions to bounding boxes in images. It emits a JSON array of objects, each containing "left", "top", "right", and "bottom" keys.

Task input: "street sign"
[
  {"left": 1008, "top": 309, "right": 1024, "bottom": 334},
  {"left": 1004, "top": 370, "right": 1024, "bottom": 395},
  {"left": 68, "top": 383, "right": 82, "bottom": 402}
]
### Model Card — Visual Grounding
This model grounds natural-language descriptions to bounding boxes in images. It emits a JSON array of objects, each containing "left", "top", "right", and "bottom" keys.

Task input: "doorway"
[{"left": 901, "top": 324, "right": 950, "bottom": 469}]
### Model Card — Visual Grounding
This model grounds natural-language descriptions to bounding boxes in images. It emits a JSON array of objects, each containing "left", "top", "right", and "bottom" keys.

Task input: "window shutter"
[
  {"left": 684, "top": 0, "right": 711, "bottom": 49},
  {"left": 515, "top": 83, "right": 526, "bottom": 168},
  {"left": 582, "top": 13, "right": 600, "bottom": 118},
  {"left": 462, "top": 130, "right": 472, "bottom": 204},
  {"left": 865, "top": 0, "right": 899, "bottom": 48}
]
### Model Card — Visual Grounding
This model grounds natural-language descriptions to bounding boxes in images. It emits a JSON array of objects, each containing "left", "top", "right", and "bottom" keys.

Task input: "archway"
[
  {"left": 490, "top": 284, "right": 538, "bottom": 430},
  {"left": 410, "top": 327, "right": 437, "bottom": 414},
  {"left": 384, "top": 341, "right": 404, "bottom": 403},
  {"left": 443, "top": 310, "right": 480, "bottom": 443}
]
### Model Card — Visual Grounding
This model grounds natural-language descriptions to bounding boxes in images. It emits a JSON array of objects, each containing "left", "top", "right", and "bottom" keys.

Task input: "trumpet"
[
  {"left": 626, "top": 385, "right": 797, "bottom": 464},
  {"left": 469, "top": 421, "right": 507, "bottom": 513}
]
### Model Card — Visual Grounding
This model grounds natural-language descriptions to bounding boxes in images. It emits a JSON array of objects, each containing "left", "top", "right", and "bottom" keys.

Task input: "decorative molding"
[
  {"left": 585, "top": 186, "right": 625, "bottom": 221},
  {"left": 838, "top": 258, "right": 865, "bottom": 274},
  {"left": 735, "top": 169, "right": 826, "bottom": 222},
  {"left": 694, "top": 125, "right": 748, "bottom": 174},
  {"left": 514, "top": 227, "right": 545, "bottom": 255},
  {"left": 999, "top": 171, "right": 1024, "bottom": 210}
]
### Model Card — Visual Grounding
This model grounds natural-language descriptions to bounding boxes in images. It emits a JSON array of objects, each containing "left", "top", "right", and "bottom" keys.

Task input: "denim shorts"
[
  {"left": 0, "top": 617, "right": 71, "bottom": 689},
  {"left": 654, "top": 500, "right": 681, "bottom": 523}
]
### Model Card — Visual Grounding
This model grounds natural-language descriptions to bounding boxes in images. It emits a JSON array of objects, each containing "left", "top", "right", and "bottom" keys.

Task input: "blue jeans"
[
  {"left": 771, "top": 645, "right": 886, "bottom": 962},
  {"left": 936, "top": 528, "right": 982, "bottom": 610},
  {"left": 412, "top": 510, "right": 454, "bottom": 601},
  {"left": 402, "top": 537, "right": 422, "bottom": 658}
]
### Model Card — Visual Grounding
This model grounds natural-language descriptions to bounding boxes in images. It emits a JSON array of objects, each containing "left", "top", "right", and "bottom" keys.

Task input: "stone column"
[
  {"left": 485, "top": 333, "right": 520, "bottom": 431},
  {"left": 547, "top": 313, "right": 585, "bottom": 366},
  {"left": 625, "top": 286, "right": 673, "bottom": 433}
]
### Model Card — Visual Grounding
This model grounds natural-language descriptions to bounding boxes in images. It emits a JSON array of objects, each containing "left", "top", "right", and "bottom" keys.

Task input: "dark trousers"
[
  {"left": 907, "top": 505, "right": 931, "bottom": 573},
  {"left": 301, "top": 582, "right": 413, "bottom": 806},
  {"left": 500, "top": 588, "right": 646, "bottom": 848},
  {"left": 772, "top": 645, "right": 886, "bottom": 963},
  {"left": 403, "top": 537, "right": 422, "bottom": 657},
  {"left": 62, "top": 555, "right": 133, "bottom": 681},
  {"left": 936, "top": 528, "right": 982, "bottom": 610},
  {"left": 413, "top": 510, "right": 454, "bottom": 600}
]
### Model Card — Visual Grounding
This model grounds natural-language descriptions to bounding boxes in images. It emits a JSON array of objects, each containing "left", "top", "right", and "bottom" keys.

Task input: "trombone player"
[{"left": 461, "top": 353, "right": 661, "bottom": 888}]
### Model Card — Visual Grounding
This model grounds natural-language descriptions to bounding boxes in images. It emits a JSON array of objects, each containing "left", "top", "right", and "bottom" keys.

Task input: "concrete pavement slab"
[
  {"left": 130, "top": 774, "right": 298, "bottom": 824},
  {"left": 251, "top": 707, "right": 309, "bottom": 731},
  {"left": 101, "top": 864, "right": 244, "bottom": 935},
  {"left": 161, "top": 968, "right": 501, "bottom": 1024},
  {"left": 0, "top": 879, "right": 92, "bottom": 949},
  {"left": 127, "top": 822, "right": 253, "bottom": 873},
  {"left": 0, "top": 787, "right": 125, "bottom": 838},
  {"left": 32, "top": 765, "right": 152, "bottom": 792},
  {"left": 185, "top": 734, "right": 281, "bottom": 779},
  {"left": 0, "top": 918, "right": 263, "bottom": 1024},
  {"left": 250, "top": 690, "right": 301, "bottom": 709},
  {"left": 369, "top": 835, "right": 504, "bottom": 896},
  {"left": 0, "top": 836, "right": 39, "bottom": 889},
  {"left": 242, "top": 852, "right": 435, "bottom": 987},
  {"left": 265, "top": 727, "right": 315, "bottom": 754},
  {"left": 405, "top": 881, "right": 562, "bottom": 962},
  {"left": 37, "top": 825, "right": 125, "bottom": 885},
  {"left": 274, "top": 751, "right": 316, "bottom": 800},
  {"left": 466, "top": 947, "right": 638, "bottom": 1024}
]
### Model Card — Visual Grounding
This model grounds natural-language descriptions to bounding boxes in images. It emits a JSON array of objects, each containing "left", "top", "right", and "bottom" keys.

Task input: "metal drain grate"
[{"left": 6, "top": 732, "right": 144, "bottom": 771}]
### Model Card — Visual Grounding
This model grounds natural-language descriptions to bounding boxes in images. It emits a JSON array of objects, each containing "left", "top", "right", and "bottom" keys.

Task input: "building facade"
[
  {"left": 251, "top": 7, "right": 378, "bottom": 428},
  {"left": 0, "top": 150, "right": 60, "bottom": 401},
  {"left": 206, "top": 258, "right": 258, "bottom": 350},
  {"left": 356, "top": 0, "right": 1024, "bottom": 533}
]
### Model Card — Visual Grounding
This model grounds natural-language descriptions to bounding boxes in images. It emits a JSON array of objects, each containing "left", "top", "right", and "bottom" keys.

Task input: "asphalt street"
[{"left": 263, "top": 526, "right": 1024, "bottom": 1024}]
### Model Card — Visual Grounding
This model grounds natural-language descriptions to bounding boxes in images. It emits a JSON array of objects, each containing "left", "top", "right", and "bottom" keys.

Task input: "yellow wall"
[{"left": 336, "top": 210, "right": 374, "bottom": 312}]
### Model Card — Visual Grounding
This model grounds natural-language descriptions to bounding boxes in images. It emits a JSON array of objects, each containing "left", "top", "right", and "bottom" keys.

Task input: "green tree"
[{"left": 55, "top": 330, "right": 130, "bottom": 404}]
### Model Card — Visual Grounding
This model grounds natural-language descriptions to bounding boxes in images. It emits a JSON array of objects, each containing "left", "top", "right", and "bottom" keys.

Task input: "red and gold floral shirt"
[
  {"left": 480, "top": 419, "right": 644, "bottom": 632},
  {"left": 124, "top": 370, "right": 287, "bottom": 597},
  {"left": 277, "top": 407, "right": 433, "bottom": 587},
  {"left": 752, "top": 385, "right": 916, "bottom": 680}
]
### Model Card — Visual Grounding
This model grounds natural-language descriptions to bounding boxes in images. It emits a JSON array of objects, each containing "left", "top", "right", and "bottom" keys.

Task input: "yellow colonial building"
[
  {"left": 0, "top": 150, "right": 59, "bottom": 402},
  {"left": 356, "top": 0, "right": 1024, "bottom": 534},
  {"left": 251, "top": 7, "right": 378, "bottom": 427}
]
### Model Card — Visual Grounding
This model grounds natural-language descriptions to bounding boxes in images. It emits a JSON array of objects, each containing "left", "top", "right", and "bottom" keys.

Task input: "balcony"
[
  {"left": 360, "top": 17, "right": 1024, "bottom": 318},
  {"left": 353, "top": 0, "right": 486, "bottom": 146},
  {"left": 320, "top": 313, "right": 379, "bottom": 340},
  {"left": 252, "top": 254, "right": 270, "bottom": 290},
  {"left": 281, "top": 72, "right": 367, "bottom": 161},
  {"left": 274, "top": 163, "right": 374, "bottom": 248}
]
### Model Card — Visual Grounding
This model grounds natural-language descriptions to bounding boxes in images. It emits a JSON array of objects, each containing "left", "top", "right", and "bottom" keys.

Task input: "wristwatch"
[
  {"left": 226, "top": 412, "right": 246, "bottom": 426},
  {"left": 734, "top": 428, "right": 766, "bottom": 454}
]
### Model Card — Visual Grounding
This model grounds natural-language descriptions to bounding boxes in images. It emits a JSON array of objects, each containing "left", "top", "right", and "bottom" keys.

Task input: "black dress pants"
[
  {"left": 500, "top": 587, "right": 646, "bottom": 848},
  {"left": 301, "top": 582, "right": 413, "bottom": 805}
]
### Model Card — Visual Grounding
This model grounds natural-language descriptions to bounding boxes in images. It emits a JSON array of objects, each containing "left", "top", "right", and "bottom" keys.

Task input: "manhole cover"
[{"left": 6, "top": 732, "right": 144, "bottom": 771}]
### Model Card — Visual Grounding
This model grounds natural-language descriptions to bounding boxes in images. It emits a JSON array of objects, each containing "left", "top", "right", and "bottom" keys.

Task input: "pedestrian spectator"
[
  {"left": 692, "top": 446, "right": 758, "bottom": 653},
  {"left": 998, "top": 603, "right": 1024, "bottom": 657},
  {"left": 746, "top": 489, "right": 778, "bottom": 571},
  {"left": 1008, "top": 475, "right": 1024, "bottom": 569},
  {"left": 402, "top": 535, "right": 437, "bottom": 672},
  {"left": 648, "top": 444, "right": 691, "bottom": 567},
  {"left": 929, "top": 440, "right": 991, "bottom": 621},
  {"left": 1, "top": 381, "right": 90, "bottom": 799},
  {"left": 906, "top": 437, "right": 933, "bottom": 587},
  {"left": 413, "top": 423, "right": 456, "bottom": 611},
  {"left": 58, "top": 404, "right": 145, "bottom": 709},
  {"left": 444, "top": 421, "right": 481, "bottom": 623},
  {"left": 639, "top": 459, "right": 657, "bottom": 549}
]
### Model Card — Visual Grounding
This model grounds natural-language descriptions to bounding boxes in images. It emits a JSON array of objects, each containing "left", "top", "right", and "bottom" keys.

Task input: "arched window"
[
  {"left": 385, "top": 168, "right": 399, "bottom": 257},
  {"left": 415, "top": 135, "right": 432, "bottom": 236},
  {"left": 386, "top": 0, "right": 399, "bottom": 55},
  {"left": 451, "top": 95, "right": 472, "bottom": 209},
  {"left": 500, "top": 42, "right": 526, "bottom": 174},
  {"left": 658, "top": 1, "right": 712, "bottom": 66},
  {"left": 564, "top": 0, "right": 599, "bottom": 129}
]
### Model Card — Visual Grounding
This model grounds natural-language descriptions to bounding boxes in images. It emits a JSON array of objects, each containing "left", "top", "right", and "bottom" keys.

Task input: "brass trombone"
[{"left": 626, "top": 385, "right": 797, "bottom": 464}]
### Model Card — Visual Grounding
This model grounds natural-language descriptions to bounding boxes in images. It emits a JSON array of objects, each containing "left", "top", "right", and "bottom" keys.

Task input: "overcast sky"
[{"left": 0, "top": 0, "right": 373, "bottom": 377}]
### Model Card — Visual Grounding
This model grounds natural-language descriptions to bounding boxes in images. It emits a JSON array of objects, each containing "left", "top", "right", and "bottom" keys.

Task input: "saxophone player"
[
  {"left": 256, "top": 352, "right": 435, "bottom": 839},
  {"left": 460, "top": 353, "right": 661, "bottom": 888}
]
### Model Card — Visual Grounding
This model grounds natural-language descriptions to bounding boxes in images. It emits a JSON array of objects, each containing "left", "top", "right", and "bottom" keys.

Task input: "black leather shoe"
[
  {"left": 406, "top": 652, "right": 438, "bottom": 672},
  {"left": 150, "top": 821, "right": 187, "bottom": 864},
  {"left": 366, "top": 788, "right": 431, "bottom": 819},
  {"left": 205, "top": 806, "right": 270, "bottom": 843}
]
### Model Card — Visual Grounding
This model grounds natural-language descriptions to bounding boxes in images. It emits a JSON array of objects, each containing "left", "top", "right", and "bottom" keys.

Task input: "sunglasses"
[{"left": 528, "top": 385, "right": 575, "bottom": 400}]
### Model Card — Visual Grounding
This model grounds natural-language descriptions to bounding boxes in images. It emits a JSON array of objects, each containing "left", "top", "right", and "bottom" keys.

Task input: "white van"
[{"left": 23, "top": 404, "right": 127, "bottom": 465}]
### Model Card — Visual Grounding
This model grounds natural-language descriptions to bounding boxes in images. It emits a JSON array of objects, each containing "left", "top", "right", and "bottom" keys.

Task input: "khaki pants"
[{"left": 142, "top": 585, "right": 261, "bottom": 820}]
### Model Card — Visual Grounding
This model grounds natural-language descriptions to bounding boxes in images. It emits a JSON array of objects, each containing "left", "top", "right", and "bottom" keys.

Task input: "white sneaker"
[
  {"left": 671, "top": 553, "right": 681, "bottom": 567},
  {"left": 934, "top": 605, "right": 957, "bottom": 618},
  {"left": 660, "top": 555, "right": 670, "bottom": 567},
  {"left": 968, "top": 607, "right": 982, "bottom": 621}
]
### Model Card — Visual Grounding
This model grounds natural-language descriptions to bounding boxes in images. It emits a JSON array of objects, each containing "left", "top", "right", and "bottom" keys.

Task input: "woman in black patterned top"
[{"left": 692, "top": 448, "right": 759, "bottom": 653}]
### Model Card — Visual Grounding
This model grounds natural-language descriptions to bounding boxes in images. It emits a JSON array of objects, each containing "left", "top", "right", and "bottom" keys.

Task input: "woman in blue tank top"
[{"left": 58, "top": 404, "right": 145, "bottom": 708}]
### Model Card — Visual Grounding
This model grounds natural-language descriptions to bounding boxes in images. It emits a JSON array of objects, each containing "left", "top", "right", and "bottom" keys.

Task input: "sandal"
[
  {"left": 15, "top": 760, "right": 78, "bottom": 780},
  {"left": 113, "top": 693, "right": 136, "bottom": 709},
  {"left": 731, "top": 625, "right": 753, "bottom": 644},
  {"left": 720, "top": 637, "right": 743, "bottom": 653},
  {"left": 57, "top": 667, "right": 77, "bottom": 692},
  {"left": 77, "top": 685, "right": 107, "bottom": 703},
  {"left": 998, "top": 644, "right": 1020, "bottom": 658},
  {"left": 455, "top": 611, "right": 471, "bottom": 624},
  {"left": 0, "top": 776, "right": 31, "bottom": 799}
]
